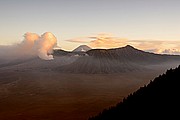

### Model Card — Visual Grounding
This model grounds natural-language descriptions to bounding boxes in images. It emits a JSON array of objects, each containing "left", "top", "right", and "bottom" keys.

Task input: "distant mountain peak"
[
  {"left": 79, "top": 45, "right": 90, "bottom": 47},
  {"left": 121, "top": 45, "right": 136, "bottom": 50},
  {"left": 125, "top": 45, "right": 134, "bottom": 48},
  {"left": 73, "top": 45, "right": 92, "bottom": 52}
]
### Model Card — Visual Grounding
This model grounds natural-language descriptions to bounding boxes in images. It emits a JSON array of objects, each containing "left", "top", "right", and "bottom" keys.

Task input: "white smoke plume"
[
  {"left": 0, "top": 32, "right": 57, "bottom": 60},
  {"left": 34, "top": 32, "right": 57, "bottom": 60}
]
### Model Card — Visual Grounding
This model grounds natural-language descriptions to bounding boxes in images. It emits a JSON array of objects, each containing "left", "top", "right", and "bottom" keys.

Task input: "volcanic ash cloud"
[
  {"left": 0, "top": 32, "right": 57, "bottom": 60},
  {"left": 24, "top": 32, "right": 57, "bottom": 60}
]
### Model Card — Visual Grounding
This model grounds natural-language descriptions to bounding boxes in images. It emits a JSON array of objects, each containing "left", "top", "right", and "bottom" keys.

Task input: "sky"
[{"left": 0, "top": 0, "right": 180, "bottom": 52}]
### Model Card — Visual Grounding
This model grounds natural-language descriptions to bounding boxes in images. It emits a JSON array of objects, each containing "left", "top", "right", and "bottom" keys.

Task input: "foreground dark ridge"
[{"left": 89, "top": 65, "right": 180, "bottom": 119}]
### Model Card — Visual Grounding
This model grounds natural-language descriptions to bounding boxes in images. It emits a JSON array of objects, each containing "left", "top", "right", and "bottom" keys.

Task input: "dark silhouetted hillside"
[{"left": 89, "top": 65, "right": 180, "bottom": 119}]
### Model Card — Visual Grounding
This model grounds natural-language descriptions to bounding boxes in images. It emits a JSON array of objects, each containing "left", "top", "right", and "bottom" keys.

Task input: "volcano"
[
  {"left": 73, "top": 45, "right": 92, "bottom": 52},
  {"left": 56, "top": 45, "right": 180, "bottom": 73}
]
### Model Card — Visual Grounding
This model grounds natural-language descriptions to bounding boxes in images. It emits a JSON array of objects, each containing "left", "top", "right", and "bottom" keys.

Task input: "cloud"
[
  {"left": 65, "top": 33, "right": 180, "bottom": 55},
  {"left": 129, "top": 40, "right": 180, "bottom": 55},
  {"left": 0, "top": 32, "right": 57, "bottom": 60},
  {"left": 89, "top": 33, "right": 127, "bottom": 49},
  {"left": 128, "top": 40, "right": 164, "bottom": 50},
  {"left": 66, "top": 37, "right": 90, "bottom": 43},
  {"left": 66, "top": 33, "right": 128, "bottom": 49},
  {"left": 160, "top": 49, "right": 180, "bottom": 55},
  {"left": 147, "top": 48, "right": 180, "bottom": 55},
  {"left": 35, "top": 32, "right": 57, "bottom": 60}
]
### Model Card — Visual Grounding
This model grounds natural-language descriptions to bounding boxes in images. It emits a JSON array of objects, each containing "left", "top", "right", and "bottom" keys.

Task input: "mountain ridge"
[{"left": 55, "top": 45, "right": 180, "bottom": 74}]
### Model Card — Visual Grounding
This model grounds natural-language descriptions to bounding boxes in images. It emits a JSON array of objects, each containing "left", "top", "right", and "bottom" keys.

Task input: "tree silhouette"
[{"left": 89, "top": 65, "right": 180, "bottom": 120}]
